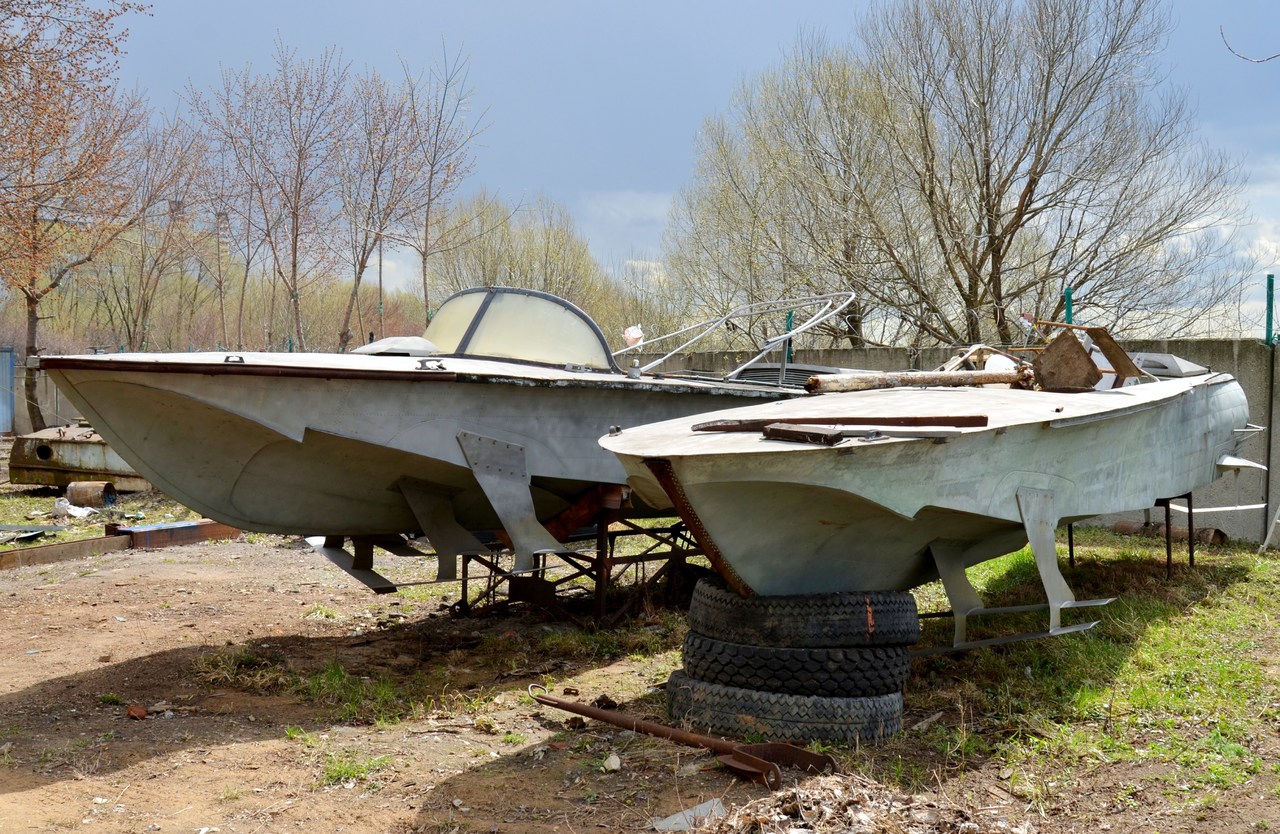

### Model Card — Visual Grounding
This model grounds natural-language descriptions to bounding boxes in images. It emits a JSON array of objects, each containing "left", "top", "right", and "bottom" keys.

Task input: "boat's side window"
[
  {"left": 463, "top": 292, "right": 614, "bottom": 370},
  {"left": 423, "top": 292, "right": 487, "bottom": 353}
]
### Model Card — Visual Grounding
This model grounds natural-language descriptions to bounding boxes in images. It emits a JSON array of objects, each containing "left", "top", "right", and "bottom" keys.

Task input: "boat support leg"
[
  {"left": 308, "top": 536, "right": 398, "bottom": 594},
  {"left": 925, "top": 488, "right": 1113, "bottom": 652},
  {"left": 397, "top": 479, "right": 490, "bottom": 581},
  {"left": 1017, "top": 487, "right": 1114, "bottom": 636},
  {"left": 456, "top": 431, "right": 563, "bottom": 573}
]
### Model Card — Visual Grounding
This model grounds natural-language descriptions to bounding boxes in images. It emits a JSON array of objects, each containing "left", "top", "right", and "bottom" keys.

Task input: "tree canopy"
[{"left": 667, "top": 0, "right": 1253, "bottom": 347}]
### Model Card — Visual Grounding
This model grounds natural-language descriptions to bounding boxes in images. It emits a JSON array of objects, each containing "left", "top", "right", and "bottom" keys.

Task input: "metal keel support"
[
  {"left": 1016, "top": 487, "right": 1075, "bottom": 632},
  {"left": 456, "top": 431, "right": 563, "bottom": 573},
  {"left": 927, "top": 541, "right": 985, "bottom": 646},
  {"left": 397, "top": 479, "right": 490, "bottom": 581},
  {"left": 1016, "top": 486, "right": 1114, "bottom": 634},
  {"left": 308, "top": 536, "right": 397, "bottom": 594}
]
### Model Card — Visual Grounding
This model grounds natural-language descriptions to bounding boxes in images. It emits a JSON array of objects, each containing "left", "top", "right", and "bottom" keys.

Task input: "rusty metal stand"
[
  {"left": 1153, "top": 492, "right": 1194, "bottom": 578},
  {"left": 457, "top": 516, "right": 703, "bottom": 627}
]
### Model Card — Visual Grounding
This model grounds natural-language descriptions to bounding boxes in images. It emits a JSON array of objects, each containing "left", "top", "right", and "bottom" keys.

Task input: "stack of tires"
[{"left": 667, "top": 576, "right": 920, "bottom": 744}]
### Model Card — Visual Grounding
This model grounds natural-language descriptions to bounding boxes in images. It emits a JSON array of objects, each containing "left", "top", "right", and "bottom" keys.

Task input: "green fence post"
[{"left": 1268, "top": 274, "right": 1275, "bottom": 345}]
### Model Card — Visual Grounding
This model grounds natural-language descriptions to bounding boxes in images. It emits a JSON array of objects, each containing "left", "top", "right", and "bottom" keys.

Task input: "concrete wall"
[{"left": 11, "top": 366, "right": 79, "bottom": 436}]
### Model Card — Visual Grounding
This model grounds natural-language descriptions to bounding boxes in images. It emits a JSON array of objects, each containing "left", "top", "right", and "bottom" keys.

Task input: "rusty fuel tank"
[{"left": 8, "top": 423, "right": 151, "bottom": 492}]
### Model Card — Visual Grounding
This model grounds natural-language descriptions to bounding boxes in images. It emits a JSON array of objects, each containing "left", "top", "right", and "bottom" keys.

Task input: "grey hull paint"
[
  {"left": 601, "top": 374, "right": 1251, "bottom": 596},
  {"left": 44, "top": 354, "right": 798, "bottom": 537}
]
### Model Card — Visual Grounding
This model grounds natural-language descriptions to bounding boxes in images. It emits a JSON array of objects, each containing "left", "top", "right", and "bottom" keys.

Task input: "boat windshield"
[{"left": 425, "top": 287, "right": 617, "bottom": 371}]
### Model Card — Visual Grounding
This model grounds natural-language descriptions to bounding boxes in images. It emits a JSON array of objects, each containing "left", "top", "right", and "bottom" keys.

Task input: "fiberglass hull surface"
[
  {"left": 43, "top": 352, "right": 793, "bottom": 537},
  {"left": 601, "top": 374, "right": 1250, "bottom": 596}
]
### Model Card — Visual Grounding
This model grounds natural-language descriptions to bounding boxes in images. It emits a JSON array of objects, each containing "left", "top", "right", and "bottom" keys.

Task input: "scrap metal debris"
[{"left": 696, "top": 773, "right": 1034, "bottom": 834}]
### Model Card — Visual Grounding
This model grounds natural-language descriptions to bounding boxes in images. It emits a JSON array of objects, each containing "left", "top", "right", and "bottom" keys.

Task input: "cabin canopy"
[{"left": 425, "top": 287, "right": 618, "bottom": 372}]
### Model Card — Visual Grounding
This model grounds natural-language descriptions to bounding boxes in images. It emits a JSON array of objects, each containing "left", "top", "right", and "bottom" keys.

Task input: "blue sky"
[{"left": 120, "top": 1, "right": 1280, "bottom": 289}]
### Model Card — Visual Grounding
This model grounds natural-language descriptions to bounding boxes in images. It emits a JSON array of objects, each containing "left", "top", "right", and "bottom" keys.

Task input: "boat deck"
[{"left": 603, "top": 374, "right": 1228, "bottom": 457}]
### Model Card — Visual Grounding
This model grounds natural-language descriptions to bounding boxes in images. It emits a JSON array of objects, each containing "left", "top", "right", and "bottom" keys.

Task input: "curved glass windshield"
[{"left": 425, "top": 287, "right": 617, "bottom": 371}]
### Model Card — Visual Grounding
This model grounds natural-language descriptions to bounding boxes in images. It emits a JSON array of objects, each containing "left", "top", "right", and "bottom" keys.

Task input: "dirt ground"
[{"left": 0, "top": 517, "right": 1276, "bottom": 832}]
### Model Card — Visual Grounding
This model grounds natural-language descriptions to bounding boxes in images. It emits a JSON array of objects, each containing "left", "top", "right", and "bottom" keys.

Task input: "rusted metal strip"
[
  {"left": 642, "top": 458, "right": 753, "bottom": 598},
  {"left": 39, "top": 357, "right": 457, "bottom": 383},
  {"left": 0, "top": 535, "right": 132, "bottom": 571},
  {"left": 694, "top": 414, "right": 989, "bottom": 432},
  {"left": 112, "top": 519, "right": 241, "bottom": 549},
  {"left": 761, "top": 423, "right": 963, "bottom": 445}
]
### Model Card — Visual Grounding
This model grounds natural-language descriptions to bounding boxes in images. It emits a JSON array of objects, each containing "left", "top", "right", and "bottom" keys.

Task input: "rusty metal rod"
[{"left": 528, "top": 684, "right": 836, "bottom": 789}]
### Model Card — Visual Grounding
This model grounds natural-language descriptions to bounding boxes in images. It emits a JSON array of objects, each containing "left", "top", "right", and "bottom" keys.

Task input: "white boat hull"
[
  {"left": 43, "top": 353, "right": 793, "bottom": 537},
  {"left": 602, "top": 374, "right": 1251, "bottom": 596}
]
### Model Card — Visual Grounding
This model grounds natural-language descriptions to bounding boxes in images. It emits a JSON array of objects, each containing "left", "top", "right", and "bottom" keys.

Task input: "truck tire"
[
  {"left": 682, "top": 632, "right": 911, "bottom": 698},
  {"left": 666, "top": 669, "right": 902, "bottom": 744},
  {"left": 688, "top": 577, "right": 920, "bottom": 648}
]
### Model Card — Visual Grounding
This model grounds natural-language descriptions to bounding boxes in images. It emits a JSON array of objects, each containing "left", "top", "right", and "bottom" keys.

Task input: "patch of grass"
[
  {"left": 395, "top": 583, "right": 450, "bottom": 604},
  {"left": 96, "top": 693, "right": 123, "bottom": 706},
  {"left": 193, "top": 648, "right": 294, "bottom": 692},
  {"left": 320, "top": 750, "right": 390, "bottom": 787},
  {"left": 218, "top": 785, "right": 242, "bottom": 802},
  {"left": 304, "top": 603, "right": 339, "bottom": 620},
  {"left": 501, "top": 731, "right": 527, "bottom": 745},
  {"left": 296, "top": 659, "right": 444, "bottom": 725},
  {"left": 866, "top": 529, "right": 1280, "bottom": 811},
  {"left": 532, "top": 611, "right": 684, "bottom": 662},
  {"left": 0, "top": 487, "right": 201, "bottom": 551},
  {"left": 284, "top": 726, "right": 320, "bottom": 747},
  {"left": 436, "top": 685, "right": 497, "bottom": 717}
]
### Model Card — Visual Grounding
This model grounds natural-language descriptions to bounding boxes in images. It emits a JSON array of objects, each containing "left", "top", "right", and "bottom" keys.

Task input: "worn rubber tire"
[
  {"left": 687, "top": 577, "right": 920, "bottom": 648},
  {"left": 666, "top": 669, "right": 902, "bottom": 744},
  {"left": 682, "top": 632, "right": 910, "bottom": 698}
]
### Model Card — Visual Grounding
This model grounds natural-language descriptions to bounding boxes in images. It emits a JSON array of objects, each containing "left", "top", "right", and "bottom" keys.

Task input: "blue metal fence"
[{"left": 0, "top": 347, "right": 13, "bottom": 435}]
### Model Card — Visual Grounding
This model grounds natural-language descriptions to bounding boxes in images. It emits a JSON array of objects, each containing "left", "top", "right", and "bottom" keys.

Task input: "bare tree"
[
  {"left": 188, "top": 40, "right": 346, "bottom": 352},
  {"left": 397, "top": 49, "right": 484, "bottom": 326},
  {"left": 668, "top": 0, "right": 1252, "bottom": 346},
  {"left": 666, "top": 37, "right": 889, "bottom": 347},
  {"left": 86, "top": 116, "right": 204, "bottom": 351},
  {"left": 331, "top": 67, "right": 420, "bottom": 350},
  {"left": 0, "top": 78, "right": 169, "bottom": 429},
  {"left": 857, "top": 0, "right": 1250, "bottom": 342}
]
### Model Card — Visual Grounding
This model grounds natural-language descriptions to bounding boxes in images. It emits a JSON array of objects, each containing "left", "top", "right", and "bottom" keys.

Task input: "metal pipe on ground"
[
  {"left": 528, "top": 684, "right": 836, "bottom": 790},
  {"left": 1112, "top": 520, "right": 1227, "bottom": 545}
]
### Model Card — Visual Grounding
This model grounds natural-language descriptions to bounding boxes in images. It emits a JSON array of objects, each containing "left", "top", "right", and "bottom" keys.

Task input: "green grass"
[
  {"left": 320, "top": 751, "right": 390, "bottom": 786},
  {"left": 193, "top": 648, "right": 295, "bottom": 692},
  {"left": 284, "top": 726, "right": 320, "bottom": 747},
  {"left": 0, "top": 487, "right": 201, "bottom": 550},
  {"left": 863, "top": 528, "right": 1280, "bottom": 812}
]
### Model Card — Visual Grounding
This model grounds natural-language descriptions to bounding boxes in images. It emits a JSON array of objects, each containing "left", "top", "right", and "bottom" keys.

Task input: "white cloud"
[
  {"left": 574, "top": 191, "right": 674, "bottom": 266},
  {"left": 373, "top": 247, "right": 422, "bottom": 295}
]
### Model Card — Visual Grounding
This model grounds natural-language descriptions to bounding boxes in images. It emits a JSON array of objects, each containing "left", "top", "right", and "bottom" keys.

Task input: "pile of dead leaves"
[{"left": 700, "top": 773, "right": 1034, "bottom": 834}]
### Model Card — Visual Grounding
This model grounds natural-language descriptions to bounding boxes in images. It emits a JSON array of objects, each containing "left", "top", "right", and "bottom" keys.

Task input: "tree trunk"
[
  {"left": 337, "top": 262, "right": 367, "bottom": 352},
  {"left": 24, "top": 295, "right": 47, "bottom": 432}
]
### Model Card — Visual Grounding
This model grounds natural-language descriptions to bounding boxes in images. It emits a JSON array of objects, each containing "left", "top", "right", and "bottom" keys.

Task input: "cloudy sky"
[{"left": 119, "top": 1, "right": 1280, "bottom": 300}]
